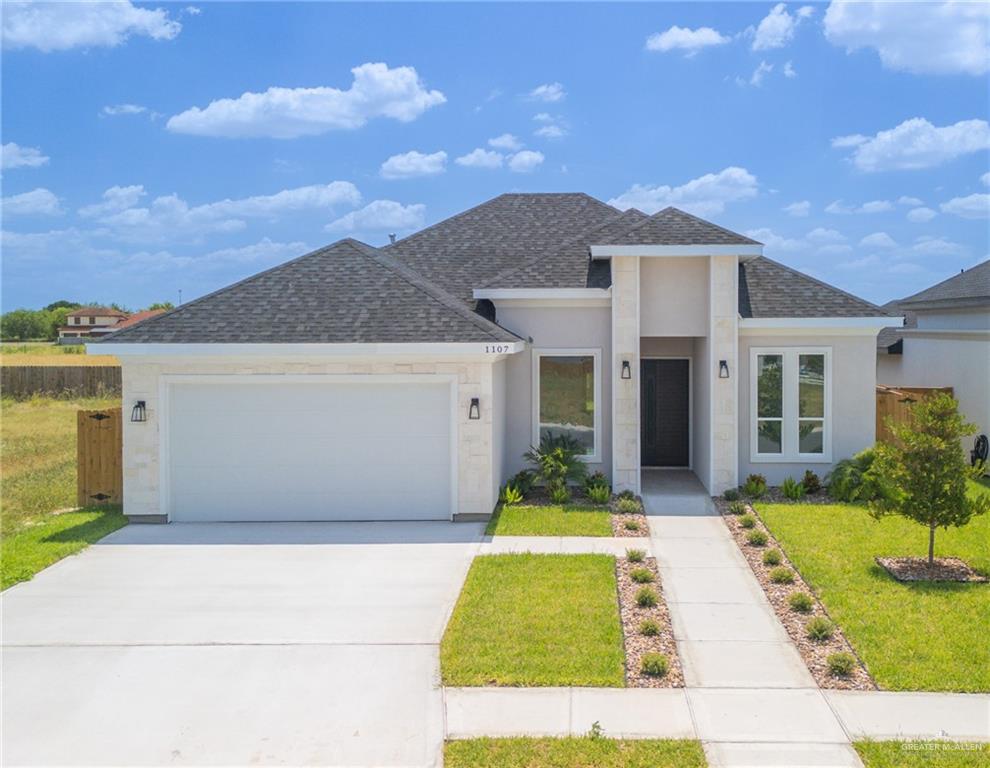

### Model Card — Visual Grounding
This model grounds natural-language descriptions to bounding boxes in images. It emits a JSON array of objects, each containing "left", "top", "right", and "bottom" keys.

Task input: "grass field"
[
  {"left": 0, "top": 342, "right": 118, "bottom": 366},
  {"left": 757, "top": 481, "right": 990, "bottom": 692},
  {"left": 854, "top": 741, "right": 990, "bottom": 768},
  {"left": 485, "top": 504, "right": 612, "bottom": 536},
  {"left": 441, "top": 554, "right": 625, "bottom": 687},
  {"left": 445, "top": 738, "right": 707, "bottom": 768}
]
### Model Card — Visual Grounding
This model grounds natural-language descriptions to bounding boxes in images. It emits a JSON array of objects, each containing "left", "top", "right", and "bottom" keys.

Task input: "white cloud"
[
  {"left": 783, "top": 61, "right": 797, "bottom": 78},
  {"left": 78, "top": 184, "right": 147, "bottom": 218},
  {"left": 833, "top": 118, "right": 990, "bottom": 172},
  {"left": 192, "top": 238, "right": 307, "bottom": 266},
  {"left": 2, "top": 0, "right": 181, "bottom": 52},
  {"left": 907, "top": 207, "right": 938, "bottom": 223},
  {"left": 379, "top": 150, "right": 447, "bottom": 179},
  {"left": 533, "top": 113, "right": 553, "bottom": 123},
  {"left": 455, "top": 149, "right": 504, "bottom": 169},
  {"left": 744, "top": 228, "right": 805, "bottom": 252},
  {"left": 325, "top": 200, "right": 425, "bottom": 234},
  {"left": 2, "top": 188, "right": 62, "bottom": 216},
  {"left": 897, "top": 195, "right": 924, "bottom": 206},
  {"left": 752, "top": 3, "right": 808, "bottom": 51},
  {"left": 101, "top": 103, "right": 149, "bottom": 117},
  {"left": 535, "top": 124, "right": 567, "bottom": 139},
  {"left": 825, "top": 199, "right": 893, "bottom": 215},
  {"left": 645, "top": 26, "right": 729, "bottom": 56},
  {"left": 824, "top": 1, "right": 989, "bottom": 76},
  {"left": 748, "top": 61, "right": 773, "bottom": 86},
  {"left": 940, "top": 193, "right": 990, "bottom": 220},
  {"left": 1, "top": 142, "right": 49, "bottom": 170},
  {"left": 806, "top": 227, "right": 846, "bottom": 244},
  {"left": 527, "top": 83, "right": 565, "bottom": 102},
  {"left": 489, "top": 133, "right": 523, "bottom": 151},
  {"left": 818, "top": 243, "right": 853, "bottom": 255},
  {"left": 783, "top": 200, "right": 810, "bottom": 217},
  {"left": 860, "top": 232, "right": 898, "bottom": 248},
  {"left": 608, "top": 166, "right": 759, "bottom": 217},
  {"left": 507, "top": 150, "right": 545, "bottom": 173},
  {"left": 982, "top": 172, "right": 990, "bottom": 187},
  {"left": 167, "top": 63, "right": 446, "bottom": 139},
  {"left": 912, "top": 235, "right": 968, "bottom": 256}
]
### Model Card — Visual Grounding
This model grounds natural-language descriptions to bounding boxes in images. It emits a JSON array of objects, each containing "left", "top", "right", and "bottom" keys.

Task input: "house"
[
  {"left": 110, "top": 309, "right": 167, "bottom": 332},
  {"left": 877, "top": 260, "right": 990, "bottom": 455},
  {"left": 58, "top": 306, "right": 129, "bottom": 342},
  {"left": 96, "top": 193, "right": 895, "bottom": 523}
]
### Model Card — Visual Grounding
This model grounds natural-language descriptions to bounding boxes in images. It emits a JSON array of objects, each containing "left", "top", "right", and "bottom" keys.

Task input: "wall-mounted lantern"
[
  {"left": 130, "top": 400, "right": 148, "bottom": 422},
  {"left": 468, "top": 397, "right": 481, "bottom": 420},
  {"left": 718, "top": 360, "right": 730, "bottom": 379},
  {"left": 621, "top": 360, "right": 632, "bottom": 380}
]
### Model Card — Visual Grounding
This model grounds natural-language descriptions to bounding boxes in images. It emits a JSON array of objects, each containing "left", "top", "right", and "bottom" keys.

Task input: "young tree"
[{"left": 870, "top": 392, "right": 990, "bottom": 566}]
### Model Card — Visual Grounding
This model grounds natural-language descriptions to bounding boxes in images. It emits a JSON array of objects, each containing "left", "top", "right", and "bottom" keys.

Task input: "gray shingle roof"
[
  {"left": 896, "top": 259, "right": 990, "bottom": 309},
  {"left": 739, "top": 257, "right": 890, "bottom": 319},
  {"left": 100, "top": 239, "right": 519, "bottom": 344},
  {"left": 605, "top": 207, "right": 760, "bottom": 246}
]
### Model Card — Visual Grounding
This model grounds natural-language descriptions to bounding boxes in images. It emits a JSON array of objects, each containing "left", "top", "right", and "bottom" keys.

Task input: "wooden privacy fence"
[
  {"left": 1, "top": 365, "right": 121, "bottom": 398},
  {"left": 876, "top": 385, "right": 954, "bottom": 444},
  {"left": 77, "top": 407, "right": 123, "bottom": 507}
]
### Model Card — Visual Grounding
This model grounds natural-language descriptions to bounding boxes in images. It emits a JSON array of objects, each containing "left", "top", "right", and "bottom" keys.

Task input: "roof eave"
[{"left": 590, "top": 244, "right": 763, "bottom": 259}]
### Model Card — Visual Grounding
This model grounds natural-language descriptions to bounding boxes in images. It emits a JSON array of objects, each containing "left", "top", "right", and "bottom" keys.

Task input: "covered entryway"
[
  {"left": 641, "top": 358, "right": 691, "bottom": 467},
  {"left": 164, "top": 376, "right": 454, "bottom": 522}
]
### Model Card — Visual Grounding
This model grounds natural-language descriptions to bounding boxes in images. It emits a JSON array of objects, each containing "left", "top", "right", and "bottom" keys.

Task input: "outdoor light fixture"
[
  {"left": 469, "top": 397, "right": 481, "bottom": 420},
  {"left": 130, "top": 400, "right": 147, "bottom": 423},
  {"left": 719, "top": 360, "right": 730, "bottom": 379},
  {"left": 621, "top": 360, "right": 631, "bottom": 380}
]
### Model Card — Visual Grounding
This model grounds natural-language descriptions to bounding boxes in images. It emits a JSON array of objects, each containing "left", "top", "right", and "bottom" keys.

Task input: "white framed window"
[
  {"left": 750, "top": 347, "right": 831, "bottom": 463},
  {"left": 532, "top": 348, "right": 602, "bottom": 462}
]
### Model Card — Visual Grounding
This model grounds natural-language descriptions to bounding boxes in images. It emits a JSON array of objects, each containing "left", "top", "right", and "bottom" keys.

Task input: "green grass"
[
  {"left": 440, "top": 554, "right": 625, "bottom": 686},
  {"left": 855, "top": 741, "right": 990, "bottom": 767},
  {"left": 485, "top": 504, "right": 612, "bottom": 536},
  {"left": 757, "top": 481, "right": 990, "bottom": 692},
  {"left": 445, "top": 737, "right": 707, "bottom": 768},
  {"left": 1, "top": 507, "right": 127, "bottom": 589}
]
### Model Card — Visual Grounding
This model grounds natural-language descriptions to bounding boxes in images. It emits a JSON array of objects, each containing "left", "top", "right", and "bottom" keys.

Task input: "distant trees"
[{"left": 0, "top": 301, "right": 174, "bottom": 340}]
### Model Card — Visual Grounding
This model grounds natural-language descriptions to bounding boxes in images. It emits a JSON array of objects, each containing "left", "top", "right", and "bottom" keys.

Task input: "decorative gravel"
[
  {"left": 609, "top": 495, "right": 649, "bottom": 537},
  {"left": 719, "top": 500, "right": 876, "bottom": 691},
  {"left": 615, "top": 556, "right": 684, "bottom": 688},
  {"left": 876, "top": 556, "right": 988, "bottom": 583}
]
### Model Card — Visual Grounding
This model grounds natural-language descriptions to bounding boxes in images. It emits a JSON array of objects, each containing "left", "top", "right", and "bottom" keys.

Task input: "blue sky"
[{"left": 2, "top": 1, "right": 988, "bottom": 310}]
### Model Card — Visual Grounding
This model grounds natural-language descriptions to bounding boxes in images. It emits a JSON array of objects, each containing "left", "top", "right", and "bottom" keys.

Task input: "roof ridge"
[
  {"left": 617, "top": 206, "right": 761, "bottom": 245},
  {"left": 755, "top": 255, "right": 892, "bottom": 316},
  {"left": 898, "top": 258, "right": 990, "bottom": 304}
]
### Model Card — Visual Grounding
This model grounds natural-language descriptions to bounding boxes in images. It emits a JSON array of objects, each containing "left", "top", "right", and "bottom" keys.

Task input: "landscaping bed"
[
  {"left": 718, "top": 498, "right": 875, "bottom": 691},
  {"left": 615, "top": 551, "right": 683, "bottom": 688},
  {"left": 876, "top": 556, "right": 987, "bottom": 583},
  {"left": 445, "top": 737, "right": 707, "bottom": 768}
]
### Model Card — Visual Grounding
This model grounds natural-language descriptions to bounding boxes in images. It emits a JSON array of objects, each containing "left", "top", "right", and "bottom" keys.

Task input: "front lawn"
[
  {"left": 855, "top": 741, "right": 990, "bottom": 768},
  {"left": 445, "top": 737, "right": 707, "bottom": 768},
  {"left": 440, "top": 554, "right": 625, "bottom": 686},
  {"left": 485, "top": 504, "right": 612, "bottom": 536},
  {"left": 757, "top": 481, "right": 990, "bottom": 691}
]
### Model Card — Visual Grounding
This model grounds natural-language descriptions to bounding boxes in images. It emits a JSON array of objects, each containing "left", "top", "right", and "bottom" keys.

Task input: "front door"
[{"left": 641, "top": 359, "right": 690, "bottom": 467}]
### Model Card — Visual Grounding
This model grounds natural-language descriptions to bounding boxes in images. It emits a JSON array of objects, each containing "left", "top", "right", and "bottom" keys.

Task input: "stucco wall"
[
  {"left": 120, "top": 356, "right": 502, "bottom": 520},
  {"left": 738, "top": 334, "right": 877, "bottom": 485},
  {"left": 496, "top": 304, "right": 613, "bottom": 482},
  {"left": 915, "top": 308, "right": 990, "bottom": 331},
  {"left": 640, "top": 258, "right": 708, "bottom": 337}
]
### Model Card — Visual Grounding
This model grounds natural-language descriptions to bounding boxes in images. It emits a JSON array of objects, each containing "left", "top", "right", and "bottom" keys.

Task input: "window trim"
[
  {"left": 749, "top": 346, "right": 832, "bottom": 463},
  {"left": 532, "top": 347, "right": 602, "bottom": 463}
]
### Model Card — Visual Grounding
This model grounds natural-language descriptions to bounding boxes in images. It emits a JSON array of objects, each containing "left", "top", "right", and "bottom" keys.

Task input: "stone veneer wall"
[
  {"left": 709, "top": 255, "right": 739, "bottom": 494},
  {"left": 611, "top": 255, "right": 640, "bottom": 493},
  {"left": 121, "top": 358, "right": 498, "bottom": 520}
]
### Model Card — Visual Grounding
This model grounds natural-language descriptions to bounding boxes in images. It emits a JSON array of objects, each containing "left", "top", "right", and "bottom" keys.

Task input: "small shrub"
[
  {"left": 738, "top": 513, "right": 756, "bottom": 528},
  {"left": 623, "top": 519, "right": 640, "bottom": 531},
  {"left": 781, "top": 477, "right": 806, "bottom": 500},
  {"left": 630, "top": 567, "right": 654, "bottom": 583},
  {"left": 762, "top": 549, "right": 782, "bottom": 566},
  {"left": 499, "top": 484, "right": 523, "bottom": 505},
  {"left": 769, "top": 566, "right": 795, "bottom": 584},
  {"left": 584, "top": 471, "right": 609, "bottom": 493},
  {"left": 826, "top": 652, "right": 856, "bottom": 677},
  {"left": 640, "top": 653, "right": 669, "bottom": 677},
  {"left": 746, "top": 529, "right": 768, "bottom": 547},
  {"left": 742, "top": 473, "right": 767, "bottom": 498},
  {"left": 587, "top": 720, "right": 605, "bottom": 740},
  {"left": 826, "top": 448, "right": 881, "bottom": 502},
  {"left": 723, "top": 488, "right": 740, "bottom": 501},
  {"left": 525, "top": 433, "right": 588, "bottom": 489},
  {"left": 548, "top": 482, "right": 571, "bottom": 504},
  {"left": 616, "top": 497, "right": 640, "bottom": 515},
  {"left": 806, "top": 616, "right": 835, "bottom": 642},
  {"left": 617, "top": 489, "right": 636, "bottom": 501},
  {"left": 626, "top": 548, "right": 645, "bottom": 563},
  {"left": 638, "top": 619, "right": 660, "bottom": 636},
  {"left": 728, "top": 501, "right": 747, "bottom": 515},
  {"left": 802, "top": 470, "right": 822, "bottom": 494},
  {"left": 635, "top": 587, "right": 658, "bottom": 607},
  {"left": 510, "top": 470, "right": 536, "bottom": 496},
  {"left": 788, "top": 592, "right": 814, "bottom": 613},
  {"left": 586, "top": 484, "right": 611, "bottom": 504}
]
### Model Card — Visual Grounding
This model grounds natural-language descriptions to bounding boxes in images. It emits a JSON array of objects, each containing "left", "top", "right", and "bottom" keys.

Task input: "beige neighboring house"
[
  {"left": 93, "top": 194, "right": 896, "bottom": 523},
  {"left": 58, "top": 306, "right": 129, "bottom": 342},
  {"left": 877, "top": 260, "right": 990, "bottom": 459}
]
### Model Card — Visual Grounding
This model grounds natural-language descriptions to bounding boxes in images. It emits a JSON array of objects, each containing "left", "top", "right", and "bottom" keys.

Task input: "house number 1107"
[{"left": 485, "top": 344, "right": 512, "bottom": 354}]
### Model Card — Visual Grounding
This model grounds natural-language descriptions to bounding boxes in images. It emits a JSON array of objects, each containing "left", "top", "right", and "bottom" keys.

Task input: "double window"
[
  {"left": 751, "top": 347, "right": 830, "bottom": 462},
  {"left": 533, "top": 349, "right": 601, "bottom": 462}
]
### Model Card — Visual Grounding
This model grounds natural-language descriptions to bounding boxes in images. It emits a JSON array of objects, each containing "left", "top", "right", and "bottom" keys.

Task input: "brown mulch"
[
  {"left": 721, "top": 504, "right": 877, "bottom": 691},
  {"left": 615, "top": 556, "right": 684, "bottom": 688},
  {"left": 876, "top": 556, "right": 988, "bottom": 583}
]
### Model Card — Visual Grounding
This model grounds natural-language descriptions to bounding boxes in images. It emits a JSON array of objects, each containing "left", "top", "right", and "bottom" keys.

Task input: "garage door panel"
[{"left": 167, "top": 379, "right": 453, "bottom": 522}]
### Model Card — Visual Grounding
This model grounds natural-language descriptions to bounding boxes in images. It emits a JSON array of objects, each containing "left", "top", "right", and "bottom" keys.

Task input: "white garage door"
[{"left": 166, "top": 378, "right": 453, "bottom": 522}]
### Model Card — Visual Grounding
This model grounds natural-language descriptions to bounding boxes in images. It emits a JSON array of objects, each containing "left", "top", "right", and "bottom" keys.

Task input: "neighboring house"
[
  {"left": 877, "top": 260, "right": 990, "bottom": 454},
  {"left": 109, "top": 309, "right": 167, "bottom": 333},
  {"left": 58, "top": 307, "right": 129, "bottom": 342},
  {"left": 96, "top": 194, "right": 894, "bottom": 523}
]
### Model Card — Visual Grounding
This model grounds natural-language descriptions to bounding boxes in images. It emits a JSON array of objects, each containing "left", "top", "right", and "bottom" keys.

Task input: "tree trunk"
[{"left": 928, "top": 522, "right": 936, "bottom": 566}]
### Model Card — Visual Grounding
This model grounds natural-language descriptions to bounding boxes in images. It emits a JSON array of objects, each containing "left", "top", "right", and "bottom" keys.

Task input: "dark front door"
[{"left": 641, "top": 359, "right": 690, "bottom": 467}]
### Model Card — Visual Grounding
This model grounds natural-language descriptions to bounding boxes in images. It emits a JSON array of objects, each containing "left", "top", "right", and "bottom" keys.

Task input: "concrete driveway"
[{"left": 2, "top": 521, "right": 484, "bottom": 767}]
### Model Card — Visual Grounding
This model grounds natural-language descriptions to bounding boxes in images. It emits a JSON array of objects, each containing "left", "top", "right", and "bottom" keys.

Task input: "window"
[
  {"left": 89, "top": 317, "right": 96, "bottom": 325},
  {"left": 751, "top": 348, "right": 830, "bottom": 462},
  {"left": 533, "top": 349, "right": 601, "bottom": 461}
]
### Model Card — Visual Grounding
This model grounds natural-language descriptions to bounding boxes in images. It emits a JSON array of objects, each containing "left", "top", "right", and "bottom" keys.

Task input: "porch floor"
[{"left": 641, "top": 470, "right": 714, "bottom": 517}]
